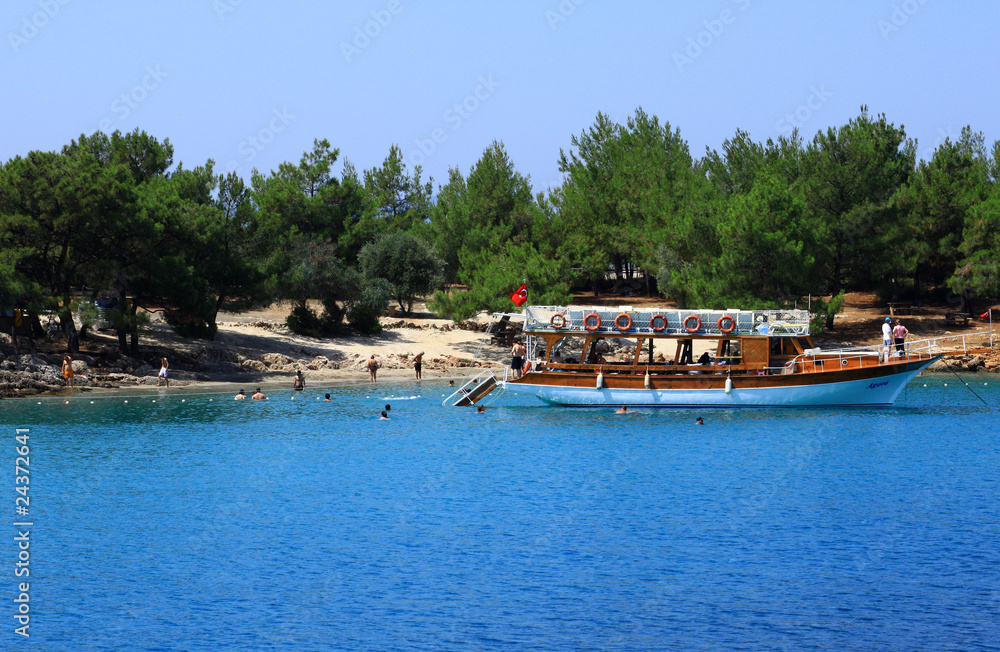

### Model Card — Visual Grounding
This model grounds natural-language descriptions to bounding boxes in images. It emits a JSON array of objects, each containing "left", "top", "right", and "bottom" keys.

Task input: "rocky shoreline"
[{"left": 0, "top": 314, "right": 512, "bottom": 397}]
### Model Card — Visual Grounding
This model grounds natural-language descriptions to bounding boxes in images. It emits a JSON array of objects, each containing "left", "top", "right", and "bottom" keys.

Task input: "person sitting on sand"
[
  {"left": 234, "top": 389, "right": 246, "bottom": 400},
  {"left": 251, "top": 388, "right": 267, "bottom": 400}
]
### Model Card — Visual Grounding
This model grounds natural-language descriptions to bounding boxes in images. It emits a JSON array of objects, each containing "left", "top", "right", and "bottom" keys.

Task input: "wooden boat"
[{"left": 445, "top": 305, "right": 993, "bottom": 408}]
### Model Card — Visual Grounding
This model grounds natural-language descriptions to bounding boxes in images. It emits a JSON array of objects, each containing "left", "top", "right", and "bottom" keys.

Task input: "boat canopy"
[{"left": 524, "top": 306, "right": 812, "bottom": 337}]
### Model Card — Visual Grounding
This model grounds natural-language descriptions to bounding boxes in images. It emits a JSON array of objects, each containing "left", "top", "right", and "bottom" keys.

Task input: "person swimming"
[
  {"left": 616, "top": 405, "right": 629, "bottom": 413},
  {"left": 695, "top": 416, "right": 704, "bottom": 425},
  {"left": 234, "top": 389, "right": 246, "bottom": 400}
]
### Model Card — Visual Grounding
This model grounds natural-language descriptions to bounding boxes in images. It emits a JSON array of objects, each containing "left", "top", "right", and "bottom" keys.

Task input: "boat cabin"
[{"left": 523, "top": 306, "right": 815, "bottom": 376}]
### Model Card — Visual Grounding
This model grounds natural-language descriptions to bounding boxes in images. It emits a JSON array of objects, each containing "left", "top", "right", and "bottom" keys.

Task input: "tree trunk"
[
  {"left": 60, "top": 310, "right": 79, "bottom": 353},
  {"left": 128, "top": 300, "right": 140, "bottom": 357}
]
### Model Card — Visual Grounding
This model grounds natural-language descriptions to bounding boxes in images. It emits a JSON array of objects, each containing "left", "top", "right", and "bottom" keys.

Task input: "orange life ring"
[
  {"left": 684, "top": 315, "right": 701, "bottom": 333},
  {"left": 650, "top": 314, "right": 666, "bottom": 332},
  {"left": 718, "top": 315, "right": 736, "bottom": 334},
  {"left": 550, "top": 313, "right": 567, "bottom": 329},
  {"left": 524, "top": 360, "right": 531, "bottom": 372},
  {"left": 614, "top": 313, "right": 632, "bottom": 331},
  {"left": 584, "top": 313, "right": 601, "bottom": 331}
]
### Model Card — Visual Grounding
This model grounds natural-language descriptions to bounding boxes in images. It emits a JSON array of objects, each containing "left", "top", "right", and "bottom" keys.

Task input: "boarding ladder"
[{"left": 443, "top": 368, "right": 506, "bottom": 407}]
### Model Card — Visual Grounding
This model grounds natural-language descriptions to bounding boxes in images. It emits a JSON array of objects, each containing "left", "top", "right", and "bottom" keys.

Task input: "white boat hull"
[{"left": 503, "top": 359, "right": 937, "bottom": 407}]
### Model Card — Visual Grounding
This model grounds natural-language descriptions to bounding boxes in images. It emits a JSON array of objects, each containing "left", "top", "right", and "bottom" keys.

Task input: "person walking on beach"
[
  {"left": 413, "top": 352, "right": 424, "bottom": 381},
  {"left": 511, "top": 340, "right": 526, "bottom": 379},
  {"left": 893, "top": 319, "right": 908, "bottom": 357},
  {"left": 367, "top": 355, "right": 380, "bottom": 383},
  {"left": 157, "top": 356, "right": 169, "bottom": 387},
  {"left": 881, "top": 318, "right": 893, "bottom": 362},
  {"left": 62, "top": 355, "right": 74, "bottom": 387},
  {"left": 293, "top": 370, "right": 305, "bottom": 391}
]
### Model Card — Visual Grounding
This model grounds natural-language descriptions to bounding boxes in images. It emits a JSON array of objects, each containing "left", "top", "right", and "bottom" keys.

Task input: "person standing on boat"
[
  {"left": 892, "top": 319, "right": 908, "bottom": 357},
  {"left": 511, "top": 340, "right": 526, "bottom": 379},
  {"left": 881, "top": 318, "right": 893, "bottom": 362}
]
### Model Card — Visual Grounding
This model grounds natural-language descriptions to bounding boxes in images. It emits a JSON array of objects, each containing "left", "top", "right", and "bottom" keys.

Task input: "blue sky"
[{"left": 3, "top": 0, "right": 998, "bottom": 193}]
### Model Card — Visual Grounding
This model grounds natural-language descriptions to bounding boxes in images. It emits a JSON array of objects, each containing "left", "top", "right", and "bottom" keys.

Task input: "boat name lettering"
[{"left": 866, "top": 381, "right": 889, "bottom": 389}]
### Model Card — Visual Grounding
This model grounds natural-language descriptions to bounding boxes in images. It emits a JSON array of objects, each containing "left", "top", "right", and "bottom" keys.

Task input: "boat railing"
[
  {"left": 784, "top": 331, "right": 993, "bottom": 374},
  {"left": 524, "top": 305, "right": 811, "bottom": 337}
]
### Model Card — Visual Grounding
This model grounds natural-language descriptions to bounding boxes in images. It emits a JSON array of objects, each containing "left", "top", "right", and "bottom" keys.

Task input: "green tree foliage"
[
  {"left": 340, "top": 146, "right": 433, "bottom": 262},
  {"left": 277, "top": 239, "right": 358, "bottom": 337},
  {"left": 557, "top": 109, "right": 709, "bottom": 296},
  {"left": 951, "top": 180, "right": 1000, "bottom": 298},
  {"left": 357, "top": 232, "right": 444, "bottom": 315},
  {"left": 429, "top": 241, "right": 572, "bottom": 321},
  {"left": 429, "top": 141, "right": 535, "bottom": 284},
  {"left": 897, "top": 127, "right": 990, "bottom": 296},
  {"left": 801, "top": 107, "right": 915, "bottom": 295}
]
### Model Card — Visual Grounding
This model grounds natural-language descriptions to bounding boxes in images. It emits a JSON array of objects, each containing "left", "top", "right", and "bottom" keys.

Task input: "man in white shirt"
[{"left": 881, "top": 317, "right": 893, "bottom": 362}]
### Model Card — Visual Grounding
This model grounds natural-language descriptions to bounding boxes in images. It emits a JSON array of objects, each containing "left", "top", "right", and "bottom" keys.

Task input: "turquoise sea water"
[{"left": 3, "top": 376, "right": 1000, "bottom": 651}]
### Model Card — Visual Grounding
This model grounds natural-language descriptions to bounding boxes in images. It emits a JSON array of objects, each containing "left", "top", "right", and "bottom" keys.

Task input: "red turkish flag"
[{"left": 509, "top": 283, "right": 528, "bottom": 307}]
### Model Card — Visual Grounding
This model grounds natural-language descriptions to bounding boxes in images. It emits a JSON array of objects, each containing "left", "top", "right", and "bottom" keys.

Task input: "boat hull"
[{"left": 504, "top": 357, "right": 939, "bottom": 407}]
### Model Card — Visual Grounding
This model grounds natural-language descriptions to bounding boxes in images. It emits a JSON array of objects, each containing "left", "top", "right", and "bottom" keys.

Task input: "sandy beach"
[{"left": 2, "top": 294, "right": 997, "bottom": 398}]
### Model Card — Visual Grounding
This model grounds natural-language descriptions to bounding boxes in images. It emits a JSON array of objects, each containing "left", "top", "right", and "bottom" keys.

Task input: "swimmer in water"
[
  {"left": 234, "top": 389, "right": 246, "bottom": 400},
  {"left": 379, "top": 410, "right": 389, "bottom": 420},
  {"left": 695, "top": 416, "right": 704, "bottom": 425},
  {"left": 616, "top": 405, "right": 629, "bottom": 414}
]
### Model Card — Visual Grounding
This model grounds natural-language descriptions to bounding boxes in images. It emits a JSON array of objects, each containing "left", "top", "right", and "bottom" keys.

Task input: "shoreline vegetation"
[
  {"left": 2, "top": 294, "right": 998, "bottom": 399},
  {"left": 3, "top": 108, "right": 1000, "bottom": 378}
]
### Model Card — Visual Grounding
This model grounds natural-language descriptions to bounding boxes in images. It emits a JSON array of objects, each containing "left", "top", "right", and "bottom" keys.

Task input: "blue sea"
[{"left": 3, "top": 376, "right": 999, "bottom": 651}]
